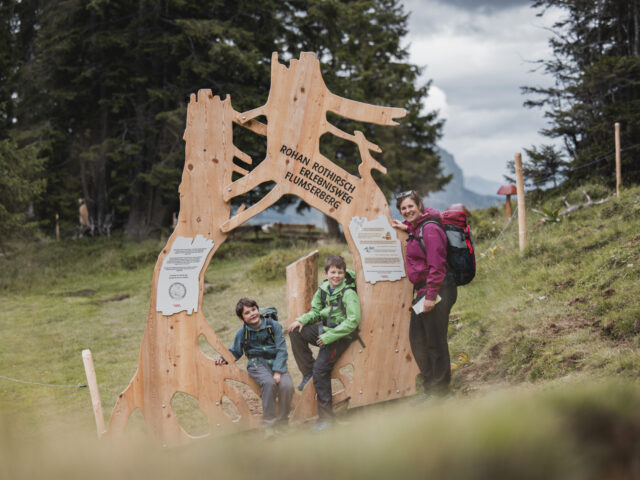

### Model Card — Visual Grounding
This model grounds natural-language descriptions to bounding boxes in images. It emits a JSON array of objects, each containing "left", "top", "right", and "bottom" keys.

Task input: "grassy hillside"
[
  {"left": 0, "top": 182, "right": 638, "bottom": 477},
  {"left": 450, "top": 183, "right": 640, "bottom": 390}
]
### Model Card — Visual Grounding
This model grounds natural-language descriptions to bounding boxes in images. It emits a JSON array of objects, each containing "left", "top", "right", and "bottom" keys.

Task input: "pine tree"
[
  {"left": 285, "top": 0, "right": 446, "bottom": 235},
  {"left": 0, "top": 137, "right": 46, "bottom": 249},
  {"left": 18, "top": 0, "right": 286, "bottom": 237},
  {"left": 523, "top": 0, "right": 640, "bottom": 185},
  {"left": 12, "top": 0, "right": 446, "bottom": 238}
]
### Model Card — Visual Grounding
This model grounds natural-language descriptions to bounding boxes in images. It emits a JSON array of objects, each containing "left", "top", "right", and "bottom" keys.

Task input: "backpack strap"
[
  {"left": 409, "top": 219, "right": 442, "bottom": 256},
  {"left": 242, "top": 317, "right": 275, "bottom": 353},
  {"left": 320, "top": 286, "right": 365, "bottom": 348},
  {"left": 463, "top": 225, "right": 476, "bottom": 266},
  {"left": 265, "top": 317, "right": 275, "bottom": 343},
  {"left": 409, "top": 219, "right": 451, "bottom": 292}
]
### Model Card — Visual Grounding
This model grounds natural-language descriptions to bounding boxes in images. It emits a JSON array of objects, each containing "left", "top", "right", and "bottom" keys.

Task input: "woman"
[{"left": 392, "top": 190, "right": 457, "bottom": 397}]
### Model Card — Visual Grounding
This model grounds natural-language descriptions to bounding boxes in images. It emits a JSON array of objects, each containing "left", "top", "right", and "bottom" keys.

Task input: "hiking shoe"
[
  {"left": 297, "top": 374, "right": 312, "bottom": 391},
  {"left": 311, "top": 420, "right": 330, "bottom": 431}
]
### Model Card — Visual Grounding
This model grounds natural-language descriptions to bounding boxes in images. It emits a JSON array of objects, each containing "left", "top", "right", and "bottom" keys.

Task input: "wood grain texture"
[{"left": 107, "top": 53, "right": 420, "bottom": 444}]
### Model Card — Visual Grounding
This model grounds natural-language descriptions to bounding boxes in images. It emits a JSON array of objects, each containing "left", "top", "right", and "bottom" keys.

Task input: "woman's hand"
[
  {"left": 392, "top": 219, "right": 408, "bottom": 231},
  {"left": 273, "top": 372, "right": 281, "bottom": 384},
  {"left": 422, "top": 299, "right": 436, "bottom": 313}
]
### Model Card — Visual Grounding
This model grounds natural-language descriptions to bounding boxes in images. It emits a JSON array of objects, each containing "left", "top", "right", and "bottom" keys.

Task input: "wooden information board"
[{"left": 107, "top": 52, "right": 418, "bottom": 445}]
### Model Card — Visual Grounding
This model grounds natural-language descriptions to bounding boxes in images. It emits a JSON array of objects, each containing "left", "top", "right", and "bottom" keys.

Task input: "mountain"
[
  {"left": 464, "top": 175, "right": 504, "bottom": 197},
  {"left": 421, "top": 147, "right": 500, "bottom": 212}
]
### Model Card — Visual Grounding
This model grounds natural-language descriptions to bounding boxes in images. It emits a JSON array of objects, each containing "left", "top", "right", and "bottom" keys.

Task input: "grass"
[
  {"left": 0, "top": 182, "right": 639, "bottom": 476},
  {"left": 449, "top": 184, "right": 640, "bottom": 391},
  {"left": 0, "top": 381, "right": 638, "bottom": 479}
]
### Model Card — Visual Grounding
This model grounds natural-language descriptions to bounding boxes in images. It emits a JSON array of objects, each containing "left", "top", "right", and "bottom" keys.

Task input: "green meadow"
[{"left": 1, "top": 183, "right": 639, "bottom": 478}]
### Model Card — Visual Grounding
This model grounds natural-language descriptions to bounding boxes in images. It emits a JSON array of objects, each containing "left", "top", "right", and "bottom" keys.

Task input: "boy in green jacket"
[{"left": 287, "top": 255, "right": 361, "bottom": 430}]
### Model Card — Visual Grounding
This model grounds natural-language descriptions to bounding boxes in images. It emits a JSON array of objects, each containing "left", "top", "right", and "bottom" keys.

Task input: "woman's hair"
[
  {"left": 235, "top": 297, "right": 259, "bottom": 318},
  {"left": 395, "top": 190, "right": 424, "bottom": 212},
  {"left": 324, "top": 255, "right": 347, "bottom": 273}
]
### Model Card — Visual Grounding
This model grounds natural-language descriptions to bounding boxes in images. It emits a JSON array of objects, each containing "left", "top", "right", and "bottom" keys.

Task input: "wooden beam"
[
  {"left": 615, "top": 122, "right": 622, "bottom": 198},
  {"left": 82, "top": 349, "right": 105, "bottom": 439},
  {"left": 515, "top": 152, "right": 527, "bottom": 252}
]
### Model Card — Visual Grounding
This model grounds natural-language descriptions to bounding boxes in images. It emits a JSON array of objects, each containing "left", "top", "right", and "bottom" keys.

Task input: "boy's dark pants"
[
  {"left": 410, "top": 282, "right": 458, "bottom": 394},
  {"left": 247, "top": 359, "right": 294, "bottom": 426},
  {"left": 289, "top": 325, "right": 352, "bottom": 419}
]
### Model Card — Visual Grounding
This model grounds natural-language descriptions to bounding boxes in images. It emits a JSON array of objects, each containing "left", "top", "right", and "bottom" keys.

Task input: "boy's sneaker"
[
  {"left": 311, "top": 420, "right": 330, "bottom": 431},
  {"left": 297, "top": 374, "right": 312, "bottom": 391}
]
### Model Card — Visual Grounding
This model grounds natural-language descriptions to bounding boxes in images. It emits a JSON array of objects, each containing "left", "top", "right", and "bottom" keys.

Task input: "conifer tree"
[
  {"left": 12, "top": 0, "right": 446, "bottom": 238},
  {"left": 524, "top": 0, "right": 640, "bottom": 185}
]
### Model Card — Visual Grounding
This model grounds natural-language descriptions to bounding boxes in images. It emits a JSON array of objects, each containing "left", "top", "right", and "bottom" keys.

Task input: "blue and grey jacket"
[{"left": 228, "top": 317, "right": 288, "bottom": 373}]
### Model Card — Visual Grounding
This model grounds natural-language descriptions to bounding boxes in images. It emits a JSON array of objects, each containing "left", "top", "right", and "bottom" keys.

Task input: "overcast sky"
[{"left": 401, "top": 0, "right": 562, "bottom": 183}]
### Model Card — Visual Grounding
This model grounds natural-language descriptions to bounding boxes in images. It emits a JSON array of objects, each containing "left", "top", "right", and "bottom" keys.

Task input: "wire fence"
[
  {"left": 512, "top": 140, "right": 640, "bottom": 185},
  {"left": 0, "top": 374, "right": 86, "bottom": 389},
  {"left": 477, "top": 205, "right": 518, "bottom": 261}
]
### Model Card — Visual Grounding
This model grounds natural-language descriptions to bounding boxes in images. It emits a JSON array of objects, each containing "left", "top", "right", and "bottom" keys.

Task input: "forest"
[{"left": 1, "top": 0, "right": 639, "bottom": 244}]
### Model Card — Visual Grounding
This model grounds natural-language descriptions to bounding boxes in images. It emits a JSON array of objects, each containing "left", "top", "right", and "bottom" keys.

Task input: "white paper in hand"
[{"left": 412, "top": 294, "right": 441, "bottom": 315}]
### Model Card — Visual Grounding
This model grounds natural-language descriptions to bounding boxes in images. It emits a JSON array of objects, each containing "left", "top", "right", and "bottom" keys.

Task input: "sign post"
[
  {"left": 515, "top": 152, "right": 527, "bottom": 253},
  {"left": 107, "top": 53, "right": 421, "bottom": 445}
]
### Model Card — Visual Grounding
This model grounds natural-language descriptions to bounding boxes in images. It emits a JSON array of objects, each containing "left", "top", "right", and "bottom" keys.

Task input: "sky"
[{"left": 401, "top": 0, "right": 563, "bottom": 183}]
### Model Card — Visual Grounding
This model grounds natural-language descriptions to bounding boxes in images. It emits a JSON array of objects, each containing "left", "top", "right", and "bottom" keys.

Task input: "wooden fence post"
[
  {"left": 615, "top": 122, "right": 622, "bottom": 198},
  {"left": 515, "top": 152, "right": 527, "bottom": 253},
  {"left": 82, "top": 349, "right": 105, "bottom": 438}
]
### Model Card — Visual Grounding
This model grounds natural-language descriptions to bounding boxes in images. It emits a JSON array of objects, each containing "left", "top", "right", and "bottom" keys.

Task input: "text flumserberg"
[{"left": 280, "top": 144, "right": 356, "bottom": 209}]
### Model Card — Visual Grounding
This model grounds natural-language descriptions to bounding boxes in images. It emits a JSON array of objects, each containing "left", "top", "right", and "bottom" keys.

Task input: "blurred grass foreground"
[{"left": 0, "top": 381, "right": 639, "bottom": 479}]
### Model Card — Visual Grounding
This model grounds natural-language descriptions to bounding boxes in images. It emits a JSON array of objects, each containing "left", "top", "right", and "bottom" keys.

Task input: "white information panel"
[
  {"left": 156, "top": 235, "right": 214, "bottom": 316},
  {"left": 349, "top": 215, "right": 406, "bottom": 284}
]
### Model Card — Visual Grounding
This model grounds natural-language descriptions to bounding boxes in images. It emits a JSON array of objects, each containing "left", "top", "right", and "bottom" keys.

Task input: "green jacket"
[{"left": 297, "top": 271, "right": 361, "bottom": 345}]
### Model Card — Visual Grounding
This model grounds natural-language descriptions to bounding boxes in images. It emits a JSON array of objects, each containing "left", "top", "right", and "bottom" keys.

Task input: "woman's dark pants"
[{"left": 410, "top": 282, "right": 458, "bottom": 394}]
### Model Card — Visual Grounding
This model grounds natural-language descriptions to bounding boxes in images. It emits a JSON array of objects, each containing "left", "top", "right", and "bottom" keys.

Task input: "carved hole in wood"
[
  {"left": 123, "top": 408, "right": 146, "bottom": 438},
  {"left": 331, "top": 377, "right": 345, "bottom": 397},
  {"left": 232, "top": 122, "right": 266, "bottom": 163},
  {"left": 221, "top": 395, "right": 241, "bottom": 423},
  {"left": 339, "top": 364, "right": 354, "bottom": 382},
  {"left": 226, "top": 180, "right": 277, "bottom": 213},
  {"left": 197, "top": 334, "right": 222, "bottom": 361},
  {"left": 225, "top": 379, "right": 262, "bottom": 418},
  {"left": 171, "top": 392, "right": 211, "bottom": 437},
  {"left": 318, "top": 130, "right": 360, "bottom": 177}
]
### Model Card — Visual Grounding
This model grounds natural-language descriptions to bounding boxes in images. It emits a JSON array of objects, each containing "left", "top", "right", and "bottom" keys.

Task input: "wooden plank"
[
  {"left": 285, "top": 250, "right": 318, "bottom": 328},
  {"left": 615, "top": 122, "right": 621, "bottom": 198},
  {"left": 286, "top": 251, "right": 319, "bottom": 420},
  {"left": 515, "top": 152, "right": 527, "bottom": 252}
]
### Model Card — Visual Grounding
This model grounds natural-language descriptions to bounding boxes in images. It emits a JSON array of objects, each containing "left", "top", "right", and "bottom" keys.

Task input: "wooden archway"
[{"left": 107, "top": 52, "right": 418, "bottom": 445}]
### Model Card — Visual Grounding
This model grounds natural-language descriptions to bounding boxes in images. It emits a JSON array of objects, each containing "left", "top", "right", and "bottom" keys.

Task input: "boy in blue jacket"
[{"left": 215, "top": 297, "right": 293, "bottom": 428}]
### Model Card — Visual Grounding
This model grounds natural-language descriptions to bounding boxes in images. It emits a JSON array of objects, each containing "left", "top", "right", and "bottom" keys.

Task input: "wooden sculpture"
[{"left": 107, "top": 52, "right": 419, "bottom": 445}]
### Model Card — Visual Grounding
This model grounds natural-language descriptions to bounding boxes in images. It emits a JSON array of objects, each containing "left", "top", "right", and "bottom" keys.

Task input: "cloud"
[
  {"left": 431, "top": 0, "right": 530, "bottom": 11},
  {"left": 422, "top": 85, "right": 449, "bottom": 118},
  {"left": 401, "top": 0, "right": 563, "bottom": 182}
]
